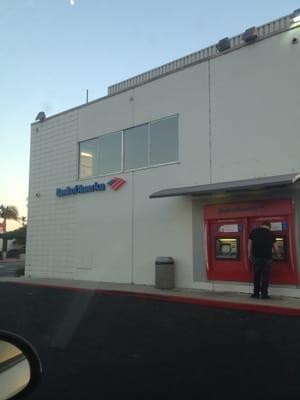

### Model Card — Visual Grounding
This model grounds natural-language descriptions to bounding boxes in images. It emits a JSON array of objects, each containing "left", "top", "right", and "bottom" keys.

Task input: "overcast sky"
[{"left": 0, "top": 0, "right": 299, "bottom": 229}]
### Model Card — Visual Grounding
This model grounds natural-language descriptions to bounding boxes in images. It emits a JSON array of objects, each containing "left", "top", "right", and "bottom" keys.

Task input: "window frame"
[
  {"left": 78, "top": 114, "right": 179, "bottom": 180},
  {"left": 97, "top": 130, "right": 123, "bottom": 176},
  {"left": 123, "top": 122, "right": 149, "bottom": 171},
  {"left": 78, "top": 136, "right": 100, "bottom": 179},
  {"left": 149, "top": 115, "right": 179, "bottom": 166}
]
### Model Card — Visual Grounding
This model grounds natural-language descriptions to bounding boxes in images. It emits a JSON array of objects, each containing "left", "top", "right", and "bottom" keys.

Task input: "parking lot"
[{"left": 1, "top": 280, "right": 300, "bottom": 399}]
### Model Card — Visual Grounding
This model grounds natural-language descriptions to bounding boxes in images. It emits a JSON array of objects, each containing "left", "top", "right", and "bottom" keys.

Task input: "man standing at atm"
[{"left": 248, "top": 220, "right": 279, "bottom": 299}]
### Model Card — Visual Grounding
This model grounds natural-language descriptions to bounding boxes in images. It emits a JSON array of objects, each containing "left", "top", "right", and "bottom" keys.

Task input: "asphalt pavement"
[
  {"left": 0, "top": 258, "right": 25, "bottom": 277},
  {"left": 0, "top": 281, "right": 300, "bottom": 399}
]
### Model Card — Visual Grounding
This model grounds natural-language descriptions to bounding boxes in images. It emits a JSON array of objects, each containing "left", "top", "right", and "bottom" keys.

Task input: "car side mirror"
[{"left": 0, "top": 331, "right": 42, "bottom": 400}]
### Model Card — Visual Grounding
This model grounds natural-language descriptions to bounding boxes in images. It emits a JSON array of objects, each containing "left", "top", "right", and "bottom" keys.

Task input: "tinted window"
[
  {"left": 98, "top": 132, "right": 122, "bottom": 175},
  {"left": 79, "top": 115, "right": 178, "bottom": 177},
  {"left": 79, "top": 139, "right": 98, "bottom": 178},
  {"left": 150, "top": 116, "right": 178, "bottom": 165},
  {"left": 124, "top": 124, "right": 148, "bottom": 170}
]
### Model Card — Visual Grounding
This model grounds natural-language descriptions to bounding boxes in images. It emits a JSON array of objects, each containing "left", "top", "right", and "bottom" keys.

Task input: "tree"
[
  {"left": 0, "top": 205, "right": 19, "bottom": 233},
  {"left": 0, "top": 205, "right": 19, "bottom": 254}
]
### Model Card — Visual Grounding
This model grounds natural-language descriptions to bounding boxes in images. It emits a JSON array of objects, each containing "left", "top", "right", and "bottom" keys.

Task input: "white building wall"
[
  {"left": 77, "top": 90, "right": 135, "bottom": 141},
  {"left": 26, "top": 25, "right": 300, "bottom": 289},
  {"left": 72, "top": 91, "right": 135, "bottom": 282},
  {"left": 132, "top": 168, "right": 194, "bottom": 287},
  {"left": 211, "top": 28, "right": 300, "bottom": 182},
  {"left": 131, "top": 63, "right": 209, "bottom": 287},
  {"left": 26, "top": 62, "right": 210, "bottom": 286},
  {"left": 133, "top": 62, "right": 210, "bottom": 185},
  {"left": 26, "top": 112, "right": 79, "bottom": 278},
  {"left": 72, "top": 173, "right": 132, "bottom": 283}
]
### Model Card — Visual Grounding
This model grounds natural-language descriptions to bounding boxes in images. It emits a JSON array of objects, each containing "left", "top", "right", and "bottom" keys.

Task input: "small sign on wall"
[
  {"left": 218, "top": 224, "right": 243, "bottom": 233},
  {"left": 56, "top": 177, "right": 127, "bottom": 197},
  {"left": 270, "top": 222, "right": 288, "bottom": 231}
]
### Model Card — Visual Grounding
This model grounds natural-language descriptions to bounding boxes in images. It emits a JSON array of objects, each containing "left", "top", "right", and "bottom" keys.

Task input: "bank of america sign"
[{"left": 56, "top": 178, "right": 126, "bottom": 197}]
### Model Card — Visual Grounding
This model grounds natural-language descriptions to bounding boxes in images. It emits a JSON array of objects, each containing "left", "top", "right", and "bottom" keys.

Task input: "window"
[
  {"left": 124, "top": 124, "right": 148, "bottom": 170},
  {"left": 150, "top": 116, "right": 178, "bottom": 165},
  {"left": 79, "top": 132, "right": 122, "bottom": 178},
  {"left": 124, "top": 116, "right": 178, "bottom": 171},
  {"left": 98, "top": 132, "right": 122, "bottom": 175},
  {"left": 79, "top": 139, "right": 98, "bottom": 178},
  {"left": 78, "top": 115, "right": 178, "bottom": 178}
]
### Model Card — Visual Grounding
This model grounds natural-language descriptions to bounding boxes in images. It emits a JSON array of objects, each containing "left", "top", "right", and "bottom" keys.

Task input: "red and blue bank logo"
[
  {"left": 107, "top": 177, "right": 127, "bottom": 191},
  {"left": 56, "top": 177, "right": 127, "bottom": 197}
]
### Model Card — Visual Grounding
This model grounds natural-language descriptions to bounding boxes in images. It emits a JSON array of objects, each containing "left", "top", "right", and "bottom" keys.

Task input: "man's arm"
[
  {"left": 273, "top": 241, "right": 280, "bottom": 258},
  {"left": 248, "top": 239, "right": 252, "bottom": 260}
]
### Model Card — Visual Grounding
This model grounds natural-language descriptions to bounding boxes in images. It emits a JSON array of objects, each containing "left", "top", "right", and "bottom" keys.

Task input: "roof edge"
[
  {"left": 108, "top": 13, "right": 297, "bottom": 96},
  {"left": 32, "top": 12, "right": 300, "bottom": 126},
  {"left": 149, "top": 173, "right": 300, "bottom": 199}
]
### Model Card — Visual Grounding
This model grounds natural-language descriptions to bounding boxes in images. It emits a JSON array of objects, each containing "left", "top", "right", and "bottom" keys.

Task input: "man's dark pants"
[{"left": 252, "top": 257, "right": 272, "bottom": 296}]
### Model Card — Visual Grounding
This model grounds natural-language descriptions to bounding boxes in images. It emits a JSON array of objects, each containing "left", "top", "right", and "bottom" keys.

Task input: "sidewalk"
[
  {"left": 2, "top": 276, "right": 300, "bottom": 315},
  {"left": 0, "top": 258, "right": 24, "bottom": 265}
]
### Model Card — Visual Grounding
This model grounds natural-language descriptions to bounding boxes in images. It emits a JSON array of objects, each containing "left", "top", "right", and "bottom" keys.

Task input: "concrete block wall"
[{"left": 26, "top": 112, "right": 79, "bottom": 278}]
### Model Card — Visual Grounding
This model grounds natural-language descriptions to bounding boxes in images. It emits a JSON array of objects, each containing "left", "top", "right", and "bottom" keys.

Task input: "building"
[{"left": 26, "top": 10, "right": 300, "bottom": 298}]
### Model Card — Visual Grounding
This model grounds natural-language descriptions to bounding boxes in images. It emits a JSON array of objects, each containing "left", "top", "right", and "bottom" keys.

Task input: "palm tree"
[
  {"left": 0, "top": 205, "right": 19, "bottom": 233},
  {"left": 0, "top": 205, "right": 19, "bottom": 255}
]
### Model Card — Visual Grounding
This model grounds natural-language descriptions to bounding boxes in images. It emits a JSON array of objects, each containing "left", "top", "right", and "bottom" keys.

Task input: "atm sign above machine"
[
  {"left": 218, "top": 224, "right": 243, "bottom": 233},
  {"left": 218, "top": 222, "right": 288, "bottom": 233},
  {"left": 251, "top": 222, "right": 288, "bottom": 231},
  {"left": 270, "top": 222, "right": 288, "bottom": 231}
]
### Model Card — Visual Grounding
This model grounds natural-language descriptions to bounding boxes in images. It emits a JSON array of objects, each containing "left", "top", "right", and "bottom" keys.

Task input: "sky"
[{"left": 0, "top": 0, "right": 299, "bottom": 230}]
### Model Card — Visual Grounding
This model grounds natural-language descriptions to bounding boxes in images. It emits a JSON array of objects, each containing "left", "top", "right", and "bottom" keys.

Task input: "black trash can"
[{"left": 155, "top": 257, "right": 175, "bottom": 289}]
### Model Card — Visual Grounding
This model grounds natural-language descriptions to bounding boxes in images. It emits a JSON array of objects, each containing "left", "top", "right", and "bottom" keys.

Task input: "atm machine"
[
  {"left": 206, "top": 218, "right": 248, "bottom": 282},
  {"left": 204, "top": 199, "right": 298, "bottom": 285}
]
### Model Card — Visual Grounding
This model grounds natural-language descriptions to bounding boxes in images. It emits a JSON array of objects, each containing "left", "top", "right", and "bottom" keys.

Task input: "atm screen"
[
  {"left": 215, "top": 237, "right": 240, "bottom": 260},
  {"left": 273, "top": 235, "right": 288, "bottom": 261}
]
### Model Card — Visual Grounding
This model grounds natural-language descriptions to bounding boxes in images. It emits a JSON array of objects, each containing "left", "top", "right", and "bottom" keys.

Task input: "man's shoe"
[
  {"left": 261, "top": 294, "right": 271, "bottom": 299},
  {"left": 251, "top": 293, "right": 260, "bottom": 298}
]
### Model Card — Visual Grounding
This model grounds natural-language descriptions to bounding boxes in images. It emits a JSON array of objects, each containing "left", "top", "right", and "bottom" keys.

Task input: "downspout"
[{"left": 208, "top": 59, "right": 212, "bottom": 183}]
